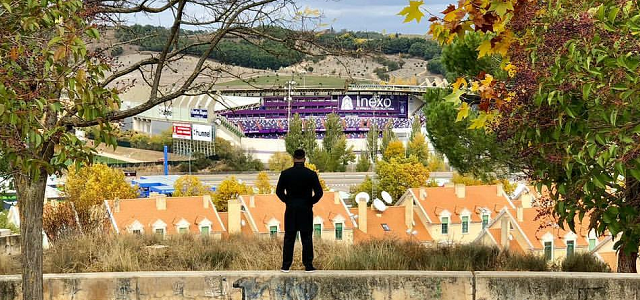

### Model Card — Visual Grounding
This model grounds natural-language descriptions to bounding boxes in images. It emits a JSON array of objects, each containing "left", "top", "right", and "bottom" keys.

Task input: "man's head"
[{"left": 293, "top": 149, "right": 305, "bottom": 163}]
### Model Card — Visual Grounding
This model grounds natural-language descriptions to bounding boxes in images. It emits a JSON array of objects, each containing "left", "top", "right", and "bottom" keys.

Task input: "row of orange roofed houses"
[{"left": 104, "top": 184, "right": 624, "bottom": 271}]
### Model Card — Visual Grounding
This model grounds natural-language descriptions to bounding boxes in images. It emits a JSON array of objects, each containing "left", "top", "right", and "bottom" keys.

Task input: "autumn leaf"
[
  {"left": 457, "top": 102, "right": 470, "bottom": 121},
  {"left": 489, "top": 0, "right": 514, "bottom": 17},
  {"left": 477, "top": 38, "right": 493, "bottom": 58},
  {"left": 481, "top": 73, "right": 494, "bottom": 86},
  {"left": 452, "top": 77, "right": 468, "bottom": 91},
  {"left": 468, "top": 113, "right": 488, "bottom": 129},
  {"left": 471, "top": 81, "right": 480, "bottom": 91},
  {"left": 398, "top": 0, "right": 425, "bottom": 23},
  {"left": 444, "top": 89, "right": 465, "bottom": 104}
]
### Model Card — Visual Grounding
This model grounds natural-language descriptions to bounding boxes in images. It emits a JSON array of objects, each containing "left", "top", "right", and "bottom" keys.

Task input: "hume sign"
[{"left": 192, "top": 124, "right": 213, "bottom": 142}]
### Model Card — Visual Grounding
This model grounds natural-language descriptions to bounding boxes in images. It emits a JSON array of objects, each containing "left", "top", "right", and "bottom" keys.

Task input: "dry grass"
[{"left": 0, "top": 234, "right": 608, "bottom": 274}]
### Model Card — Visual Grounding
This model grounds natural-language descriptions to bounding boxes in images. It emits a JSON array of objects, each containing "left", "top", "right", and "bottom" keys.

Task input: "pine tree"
[
  {"left": 366, "top": 123, "right": 380, "bottom": 162},
  {"left": 356, "top": 151, "right": 371, "bottom": 172}
]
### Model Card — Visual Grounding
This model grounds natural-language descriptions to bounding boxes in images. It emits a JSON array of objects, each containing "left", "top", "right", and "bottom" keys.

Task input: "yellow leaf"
[
  {"left": 456, "top": 102, "right": 470, "bottom": 121},
  {"left": 481, "top": 74, "right": 494, "bottom": 86},
  {"left": 452, "top": 77, "right": 467, "bottom": 91},
  {"left": 398, "top": 0, "right": 425, "bottom": 23},
  {"left": 477, "top": 39, "right": 492, "bottom": 58},
  {"left": 468, "top": 113, "right": 488, "bottom": 129},
  {"left": 471, "top": 81, "right": 480, "bottom": 91},
  {"left": 490, "top": 0, "right": 514, "bottom": 18}
]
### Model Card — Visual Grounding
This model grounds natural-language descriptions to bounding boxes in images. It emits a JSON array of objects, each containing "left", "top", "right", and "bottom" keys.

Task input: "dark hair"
[{"left": 293, "top": 149, "right": 305, "bottom": 159}]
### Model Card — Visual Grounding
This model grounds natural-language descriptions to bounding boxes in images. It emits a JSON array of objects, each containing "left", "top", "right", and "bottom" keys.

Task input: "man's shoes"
[
  {"left": 304, "top": 266, "right": 317, "bottom": 273},
  {"left": 280, "top": 267, "right": 290, "bottom": 273}
]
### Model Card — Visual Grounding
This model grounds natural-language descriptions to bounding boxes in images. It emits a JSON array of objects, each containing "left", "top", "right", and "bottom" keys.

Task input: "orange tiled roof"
[
  {"left": 106, "top": 196, "right": 225, "bottom": 234},
  {"left": 509, "top": 208, "right": 594, "bottom": 249},
  {"left": 240, "top": 192, "right": 354, "bottom": 234},
  {"left": 349, "top": 206, "right": 432, "bottom": 243},
  {"left": 598, "top": 252, "right": 618, "bottom": 272},
  {"left": 486, "top": 226, "right": 525, "bottom": 254},
  {"left": 408, "top": 185, "right": 514, "bottom": 224}
]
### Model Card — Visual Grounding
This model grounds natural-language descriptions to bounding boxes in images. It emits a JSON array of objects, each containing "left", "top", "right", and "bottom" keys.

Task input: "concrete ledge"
[
  {"left": 2, "top": 271, "right": 640, "bottom": 300},
  {"left": 475, "top": 271, "right": 640, "bottom": 300},
  {"left": 0, "top": 271, "right": 474, "bottom": 300}
]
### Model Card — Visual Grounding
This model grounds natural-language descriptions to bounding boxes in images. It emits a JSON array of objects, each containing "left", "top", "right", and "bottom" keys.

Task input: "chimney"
[
  {"left": 521, "top": 193, "right": 533, "bottom": 208},
  {"left": 203, "top": 194, "right": 211, "bottom": 209},
  {"left": 334, "top": 192, "right": 339, "bottom": 204},
  {"left": 249, "top": 196, "right": 255, "bottom": 208},
  {"left": 155, "top": 194, "right": 167, "bottom": 211},
  {"left": 516, "top": 206, "right": 523, "bottom": 222},
  {"left": 114, "top": 199, "right": 120, "bottom": 213},
  {"left": 227, "top": 199, "right": 241, "bottom": 234},
  {"left": 496, "top": 183, "right": 504, "bottom": 197},
  {"left": 455, "top": 184, "right": 466, "bottom": 199},
  {"left": 500, "top": 217, "right": 509, "bottom": 249},
  {"left": 419, "top": 188, "right": 427, "bottom": 201},
  {"left": 358, "top": 201, "right": 368, "bottom": 233},
  {"left": 405, "top": 199, "right": 414, "bottom": 230}
]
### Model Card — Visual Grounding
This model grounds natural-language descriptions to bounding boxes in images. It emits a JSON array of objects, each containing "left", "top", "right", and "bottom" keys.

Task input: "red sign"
[{"left": 172, "top": 123, "right": 192, "bottom": 140}]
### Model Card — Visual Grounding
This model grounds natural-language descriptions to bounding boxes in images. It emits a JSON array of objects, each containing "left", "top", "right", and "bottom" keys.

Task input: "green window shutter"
[{"left": 335, "top": 223, "right": 343, "bottom": 240}]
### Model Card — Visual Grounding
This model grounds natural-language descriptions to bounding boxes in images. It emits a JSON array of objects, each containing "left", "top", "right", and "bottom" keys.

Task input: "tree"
[
  {"left": 408, "top": 133, "right": 430, "bottom": 166},
  {"left": 410, "top": 117, "right": 422, "bottom": 141},
  {"left": 284, "top": 114, "right": 304, "bottom": 155},
  {"left": 408, "top": 42, "right": 427, "bottom": 58},
  {"left": 423, "top": 40, "right": 442, "bottom": 60},
  {"left": 426, "top": 57, "right": 446, "bottom": 76},
  {"left": 173, "top": 175, "right": 212, "bottom": 197},
  {"left": 451, "top": 173, "right": 484, "bottom": 186},
  {"left": 312, "top": 113, "right": 355, "bottom": 172},
  {"left": 356, "top": 152, "right": 371, "bottom": 172},
  {"left": 380, "top": 121, "right": 397, "bottom": 156},
  {"left": 3, "top": 1, "right": 333, "bottom": 296},
  {"left": 403, "top": 0, "right": 640, "bottom": 272},
  {"left": 349, "top": 175, "right": 377, "bottom": 203},
  {"left": 366, "top": 123, "right": 380, "bottom": 161},
  {"left": 376, "top": 156, "right": 430, "bottom": 203},
  {"left": 269, "top": 152, "right": 293, "bottom": 172},
  {"left": 64, "top": 164, "right": 138, "bottom": 210},
  {"left": 255, "top": 172, "right": 273, "bottom": 194},
  {"left": 383, "top": 140, "right": 405, "bottom": 161},
  {"left": 302, "top": 117, "right": 318, "bottom": 155},
  {"left": 440, "top": 32, "right": 504, "bottom": 81},
  {"left": 424, "top": 88, "right": 516, "bottom": 181},
  {"left": 427, "top": 154, "right": 447, "bottom": 172},
  {"left": 213, "top": 176, "right": 252, "bottom": 211}
]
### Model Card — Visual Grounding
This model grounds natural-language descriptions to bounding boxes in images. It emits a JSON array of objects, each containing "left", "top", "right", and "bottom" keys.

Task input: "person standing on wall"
[{"left": 275, "top": 149, "right": 324, "bottom": 273}]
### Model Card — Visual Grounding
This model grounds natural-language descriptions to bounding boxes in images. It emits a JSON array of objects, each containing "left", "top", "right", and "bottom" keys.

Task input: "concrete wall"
[
  {"left": 0, "top": 234, "right": 19, "bottom": 256},
  {"left": 0, "top": 271, "right": 473, "bottom": 300},
  {"left": 1, "top": 271, "right": 640, "bottom": 300},
  {"left": 474, "top": 272, "right": 640, "bottom": 300}
]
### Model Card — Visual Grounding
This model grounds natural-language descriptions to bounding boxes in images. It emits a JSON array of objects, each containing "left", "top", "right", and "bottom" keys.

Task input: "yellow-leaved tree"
[
  {"left": 255, "top": 172, "right": 273, "bottom": 194},
  {"left": 407, "top": 133, "right": 429, "bottom": 166},
  {"left": 383, "top": 140, "right": 406, "bottom": 161},
  {"left": 213, "top": 176, "right": 252, "bottom": 211},
  {"left": 54, "top": 164, "right": 138, "bottom": 239},
  {"left": 173, "top": 175, "right": 212, "bottom": 197},
  {"left": 376, "top": 156, "right": 430, "bottom": 203},
  {"left": 64, "top": 164, "right": 138, "bottom": 210},
  {"left": 305, "top": 162, "right": 328, "bottom": 191},
  {"left": 269, "top": 152, "right": 293, "bottom": 172}
]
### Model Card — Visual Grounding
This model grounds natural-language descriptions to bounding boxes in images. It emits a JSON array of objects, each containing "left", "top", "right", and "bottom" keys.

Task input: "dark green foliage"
[
  {"left": 116, "top": 25, "right": 304, "bottom": 70},
  {"left": 408, "top": 40, "right": 442, "bottom": 60},
  {"left": 356, "top": 152, "right": 371, "bottom": 172},
  {"left": 284, "top": 114, "right": 304, "bottom": 155},
  {"left": 423, "top": 88, "right": 516, "bottom": 181},
  {"left": 427, "top": 57, "right": 446, "bottom": 75},
  {"left": 561, "top": 252, "right": 611, "bottom": 272},
  {"left": 440, "top": 32, "right": 504, "bottom": 81}
]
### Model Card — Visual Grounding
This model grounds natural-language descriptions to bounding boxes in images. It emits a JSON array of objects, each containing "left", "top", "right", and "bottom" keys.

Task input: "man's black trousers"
[{"left": 281, "top": 230, "right": 313, "bottom": 269}]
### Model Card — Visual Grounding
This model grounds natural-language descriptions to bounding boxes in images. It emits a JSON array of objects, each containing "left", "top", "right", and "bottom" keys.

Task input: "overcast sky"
[{"left": 126, "top": 0, "right": 450, "bottom": 34}]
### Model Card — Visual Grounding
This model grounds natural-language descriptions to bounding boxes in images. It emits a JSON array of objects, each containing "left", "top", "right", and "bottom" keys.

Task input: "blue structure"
[{"left": 131, "top": 175, "right": 215, "bottom": 197}]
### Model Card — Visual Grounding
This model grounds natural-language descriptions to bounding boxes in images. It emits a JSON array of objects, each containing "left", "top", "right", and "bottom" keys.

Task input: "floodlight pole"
[{"left": 286, "top": 80, "right": 296, "bottom": 132}]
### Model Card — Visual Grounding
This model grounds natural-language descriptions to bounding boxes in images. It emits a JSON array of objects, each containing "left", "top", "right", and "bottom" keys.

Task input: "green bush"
[{"left": 561, "top": 252, "right": 611, "bottom": 272}]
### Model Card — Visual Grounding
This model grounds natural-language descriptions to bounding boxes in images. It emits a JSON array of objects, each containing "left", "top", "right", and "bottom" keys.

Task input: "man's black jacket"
[{"left": 275, "top": 162, "right": 324, "bottom": 232}]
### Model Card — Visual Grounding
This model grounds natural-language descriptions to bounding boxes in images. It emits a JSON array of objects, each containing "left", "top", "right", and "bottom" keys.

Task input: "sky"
[{"left": 126, "top": 0, "right": 451, "bottom": 35}]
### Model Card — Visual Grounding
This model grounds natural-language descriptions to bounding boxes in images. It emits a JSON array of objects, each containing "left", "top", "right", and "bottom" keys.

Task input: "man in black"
[{"left": 275, "top": 149, "right": 324, "bottom": 272}]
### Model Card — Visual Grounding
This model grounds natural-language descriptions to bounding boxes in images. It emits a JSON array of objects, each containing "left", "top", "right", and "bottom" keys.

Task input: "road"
[{"left": 195, "top": 172, "right": 454, "bottom": 193}]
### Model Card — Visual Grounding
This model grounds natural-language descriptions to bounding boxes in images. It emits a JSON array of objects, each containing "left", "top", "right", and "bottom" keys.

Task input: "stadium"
[{"left": 120, "top": 83, "right": 444, "bottom": 162}]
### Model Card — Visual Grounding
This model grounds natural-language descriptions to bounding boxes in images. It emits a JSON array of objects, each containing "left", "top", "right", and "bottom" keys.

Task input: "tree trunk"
[
  {"left": 16, "top": 174, "right": 46, "bottom": 300},
  {"left": 620, "top": 176, "right": 640, "bottom": 273},
  {"left": 618, "top": 246, "right": 638, "bottom": 273}
]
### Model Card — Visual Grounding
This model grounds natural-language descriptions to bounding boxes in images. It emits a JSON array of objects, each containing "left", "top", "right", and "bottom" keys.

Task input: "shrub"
[{"left": 561, "top": 252, "right": 611, "bottom": 272}]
